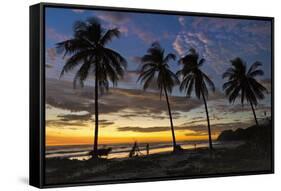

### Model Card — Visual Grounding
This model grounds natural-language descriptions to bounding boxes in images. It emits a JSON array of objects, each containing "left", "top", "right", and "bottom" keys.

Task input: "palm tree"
[
  {"left": 57, "top": 18, "right": 127, "bottom": 157},
  {"left": 177, "top": 48, "right": 215, "bottom": 151},
  {"left": 222, "top": 57, "right": 267, "bottom": 126},
  {"left": 138, "top": 42, "right": 180, "bottom": 151}
]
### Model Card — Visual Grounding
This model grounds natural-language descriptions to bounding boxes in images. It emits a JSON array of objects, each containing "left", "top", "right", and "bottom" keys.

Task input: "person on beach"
[
  {"left": 146, "top": 143, "right": 150, "bottom": 155},
  {"left": 129, "top": 141, "right": 142, "bottom": 157}
]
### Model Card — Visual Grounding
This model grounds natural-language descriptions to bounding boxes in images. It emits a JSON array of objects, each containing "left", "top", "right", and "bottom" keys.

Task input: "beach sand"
[{"left": 45, "top": 142, "right": 272, "bottom": 185}]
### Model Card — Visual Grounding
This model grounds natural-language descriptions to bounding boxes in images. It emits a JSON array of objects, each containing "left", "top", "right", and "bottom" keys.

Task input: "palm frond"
[
  {"left": 143, "top": 72, "right": 156, "bottom": 90},
  {"left": 248, "top": 69, "right": 264, "bottom": 77},
  {"left": 60, "top": 50, "right": 94, "bottom": 77},
  {"left": 198, "top": 58, "right": 205, "bottom": 66},
  {"left": 163, "top": 53, "right": 176, "bottom": 64},
  {"left": 247, "top": 61, "right": 262, "bottom": 75},
  {"left": 222, "top": 68, "right": 235, "bottom": 79},
  {"left": 228, "top": 85, "right": 241, "bottom": 103},
  {"left": 73, "top": 58, "right": 92, "bottom": 88},
  {"left": 100, "top": 28, "right": 121, "bottom": 46},
  {"left": 202, "top": 73, "right": 215, "bottom": 92}
]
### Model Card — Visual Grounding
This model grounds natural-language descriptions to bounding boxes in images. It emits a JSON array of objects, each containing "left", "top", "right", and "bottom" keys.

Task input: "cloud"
[
  {"left": 242, "top": 22, "right": 271, "bottom": 36},
  {"left": 118, "top": 110, "right": 181, "bottom": 120},
  {"left": 46, "top": 96, "right": 94, "bottom": 114},
  {"left": 98, "top": 120, "right": 115, "bottom": 127},
  {"left": 47, "top": 112, "right": 114, "bottom": 130},
  {"left": 46, "top": 78, "right": 226, "bottom": 121},
  {"left": 173, "top": 33, "right": 187, "bottom": 57},
  {"left": 118, "top": 126, "right": 169, "bottom": 133},
  {"left": 209, "top": 98, "right": 271, "bottom": 119},
  {"left": 72, "top": 9, "right": 85, "bottom": 14},
  {"left": 97, "top": 12, "right": 131, "bottom": 24},
  {"left": 185, "top": 131, "right": 208, "bottom": 137},
  {"left": 129, "top": 56, "right": 142, "bottom": 64},
  {"left": 132, "top": 27, "right": 158, "bottom": 44},
  {"left": 190, "top": 17, "right": 242, "bottom": 33},
  {"left": 46, "top": 63, "right": 53, "bottom": 68},
  {"left": 161, "top": 31, "right": 175, "bottom": 40},
  {"left": 46, "top": 48, "right": 57, "bottom": 67},
  {"left": 121, "top": 70, "right": 140, "bottom": 83},
  {"left": 259, "top": 78, "right": 271, "bottom": 93},
  {"left": 183, "top": 121, "right": 252, "bottom": 136},
  {"left": 178, "top": 16, "right": 185, "bottom": 27},
  {"left": 172, "top": 17, "right": 272, "bottom": 74},
  {"left": 46, "top": 79, "right": 209, "bottom": 118},
  {"left": 46, "top": 26, "right": 69, "bottom": 41},
  {"left": 117, "top": 121, "right": 251, "bottom": 134},
  {"left": 46, "top": 120, "right": 87, "bottom": 129},
  {"left": 118, "top": 26, "right": 129, "bottom": 36},
  {"left": 46, "top": 79, "right": 94, "bottom": 113},
  {"left": 96, "top": 12, "right": 131, "bottom": 37},
  {"left": 173, "top": 31, "right": 210, "bottom": 57},
  {"left": 97, "top": 11, "right": 158, "bottom": 44},
  {"left": 57, "top": 113, "right": 92, "bottom": 122}
]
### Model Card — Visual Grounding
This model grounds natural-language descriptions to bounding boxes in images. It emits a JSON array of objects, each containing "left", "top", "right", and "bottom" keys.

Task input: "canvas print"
[{"left": 44, "top": 6, "right": 273, "bottom": 185}]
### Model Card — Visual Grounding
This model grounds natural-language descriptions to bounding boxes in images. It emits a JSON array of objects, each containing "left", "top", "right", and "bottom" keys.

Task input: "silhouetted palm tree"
[
  {"left": 57, "top": 18, "right": 127, "bottom": 157},
  {"left": 138, "top": 42, "right": 180, "bottom": 151},
  {"left": 222, "top": 57, "right": 267, "bottom": 126},
  {"left": 177, "top": 48, "right": 215, "bottom": 151}
]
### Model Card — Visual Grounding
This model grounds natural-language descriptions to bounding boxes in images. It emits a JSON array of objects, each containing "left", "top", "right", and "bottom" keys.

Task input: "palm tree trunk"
[
  {"left": 250, "top": 100, "right": 259, "bottom": 126},
  {"left": 163, "top": 86, "right": 177, "bottom": 151},
  {"left": 93, "top": 69, "right": 99, "bottom": 157},
  {"left": 201, "top": 92, "right": 213, "bottom": 151}
]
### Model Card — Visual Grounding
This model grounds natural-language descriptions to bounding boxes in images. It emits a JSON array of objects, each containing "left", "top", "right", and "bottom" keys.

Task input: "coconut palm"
[
  {"left": 57, "top": 18, "right": 127, "bottom": 157},
  {"left": 222, "top": 57, "right": 267, "bottom": 126},
  {"left": 137, "top": 42, "right": 180, "bottom": 151},
  {"left": 177, "top": 48, "right": 215, "bottom": 151}
]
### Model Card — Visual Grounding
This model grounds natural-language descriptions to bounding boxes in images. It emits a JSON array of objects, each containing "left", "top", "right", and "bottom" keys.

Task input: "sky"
[{"left": 44, "top": 7, "right": 272, "bottom": 146}]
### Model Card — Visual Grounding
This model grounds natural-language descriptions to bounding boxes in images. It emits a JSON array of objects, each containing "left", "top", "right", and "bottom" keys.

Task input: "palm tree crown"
[
  {"left": 138, "top": 42, "right": 179, "bottom": 97},
  {"left": 177, "top": 48, "right": 215, "bottom": 99},
  {"left": 222, "top": 57, "right": 267, "bottom": 106},
  {"left": 57, "top": 17, "right": 127, "bottom": 90},
  {"left": 222, "top": 57, "right": 267, "bottom": 126}
]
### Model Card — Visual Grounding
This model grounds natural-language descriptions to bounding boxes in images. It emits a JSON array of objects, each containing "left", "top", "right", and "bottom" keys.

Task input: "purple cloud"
[
  {"left": 132, "top": 27, "right": 158, "bottom": 44},
  {"left": 178, "top": 16, "right": 185, "bottom": 27},
  {"left": 97, "top": 12, "right": 131, "bottom": 24},
  {"left": 46, "top": 26, "right": 69, "bottom": 41},
  {"left": 46, "top": 48, "right": 57, "bottom": 65},
  {"left": 173, "top": 17, "right": 271, "bottom": 74}
]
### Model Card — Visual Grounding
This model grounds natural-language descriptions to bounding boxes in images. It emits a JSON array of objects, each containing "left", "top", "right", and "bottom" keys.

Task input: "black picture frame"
[{"left": 30, "top": 2, "right": 274, "bottom": 188}]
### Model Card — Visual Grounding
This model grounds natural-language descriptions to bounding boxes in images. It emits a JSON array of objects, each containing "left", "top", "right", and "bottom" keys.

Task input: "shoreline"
[{"left": 46, "top": 140, "right": 243, "bottom": 160}]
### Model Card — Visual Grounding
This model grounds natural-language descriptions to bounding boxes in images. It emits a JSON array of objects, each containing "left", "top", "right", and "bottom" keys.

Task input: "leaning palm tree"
[
  {"left": 222, "top": 57, "right": 267, "bottom": 126},
  {"left": 57, "top": 18, "right": 127, "bottom": 157},
  {"left": 138, "top": 42, "right": 180, "bottom": 151},
  {"left": 177, "top": 48, "right": 215, "bottom": 151}
]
